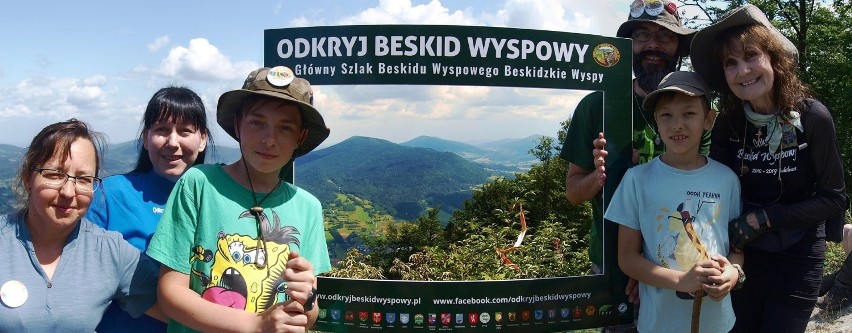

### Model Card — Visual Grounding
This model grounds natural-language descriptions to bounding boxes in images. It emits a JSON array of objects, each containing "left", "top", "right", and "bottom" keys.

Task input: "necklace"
[
  {"left": 241, "top": 160, "right": 283, "bottom": 269},
  {"left": 634, "top": 94, "right": 660, "bottom": 145},
  {"left": 739, "top": 118, "right": 784, "bottom": 206}
]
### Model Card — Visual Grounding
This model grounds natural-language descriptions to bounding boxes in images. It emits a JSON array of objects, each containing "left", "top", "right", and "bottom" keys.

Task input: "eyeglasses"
[
  {"left": 34, "top": 168, "right": 101, "bottom": 193},
  {"left": 631, "top": 29, "right": 677, "bottom": 43}
]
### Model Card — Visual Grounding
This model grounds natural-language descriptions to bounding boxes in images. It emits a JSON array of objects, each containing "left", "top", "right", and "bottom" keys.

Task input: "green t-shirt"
[
  {"left": 560, "top": 91, "right": 710, "bottom": 266},
  {"left": 147, "top": 164, "right": 331, "bottom": 333}
]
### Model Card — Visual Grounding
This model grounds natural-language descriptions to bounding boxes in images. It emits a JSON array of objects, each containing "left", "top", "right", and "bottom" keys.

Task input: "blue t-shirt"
[
  {"left": 86, "top": 170, "right": 173, "bottom": 332},
  {"left": 0, "top": 213, "right": 159, "bottom": 333},
  {"left": 604, "top": 157, "right": 741, "bottom": 333}
]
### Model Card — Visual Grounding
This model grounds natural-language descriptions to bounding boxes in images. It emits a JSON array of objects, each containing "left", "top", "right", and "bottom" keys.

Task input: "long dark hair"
[
  {"left": 713, "top": 24, "right": 812, "bottom": 118},
  {"left": 133, "top": 86, "right": 212, "bottom": 173},
  {"left": 15, "top": 119, "right": 105, "bottom": 213}
]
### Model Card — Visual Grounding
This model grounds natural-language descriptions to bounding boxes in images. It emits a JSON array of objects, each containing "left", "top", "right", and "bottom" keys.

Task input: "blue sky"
[{"left": 0, "top": 0, "right": 640, "bottom": 148}]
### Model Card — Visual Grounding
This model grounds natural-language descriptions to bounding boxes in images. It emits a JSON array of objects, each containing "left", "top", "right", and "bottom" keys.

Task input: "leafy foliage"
[{"left": 327, "top": 136, "right": 593, "bottom": 281}]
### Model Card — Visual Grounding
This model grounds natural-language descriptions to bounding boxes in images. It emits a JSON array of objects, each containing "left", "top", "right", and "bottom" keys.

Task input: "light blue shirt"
[
  {"left": 0, "top": 213, "right": 159, "bottom": 333},
  {"left": 605, "top": 157, "right": 741, "bottom": 333}
]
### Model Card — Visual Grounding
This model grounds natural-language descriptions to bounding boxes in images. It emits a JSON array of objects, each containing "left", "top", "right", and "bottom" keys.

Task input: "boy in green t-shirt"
[{"left": 147, "top": 66, "right": 331, "bottom": 332}]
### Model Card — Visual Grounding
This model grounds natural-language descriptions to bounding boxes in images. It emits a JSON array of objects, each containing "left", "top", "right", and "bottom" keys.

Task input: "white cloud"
[
  {"left": 67, "top": 85, "right": 106, "bottom": 110},
  {"left": 321, "top": 0, "right": 625, "bottom": 35},
  {"left": 158, "top": 38, "right": 258, "bottom": 82},
  {"left": 0, "top": 73, "right": 148, "bottom": 145},
  {"left": 0, "top": 104, "right": 32, "bottom": 118},
  {"left": 0, "top": 75, "right": 119, "bottom": 121},
  {"left": 336, "top": 0, "right": 476, "bottom": 25},
  {"left": 81, "top": 74, "right": 107, "bottom": 86},
  {"left": 148, "top": 35, "right": 171, "bottom": 52},
  {"left": 315, "top": 84, "right": 586, "bottom": 145},
  {"left": 293, "top": 0, "right": 623, "bottom": 141},
  {"left": 477, "top": 0, "right": 624, "bottom": 35},
  {"left": 0, "top": 0, "right": 629, "bottom": 146}
]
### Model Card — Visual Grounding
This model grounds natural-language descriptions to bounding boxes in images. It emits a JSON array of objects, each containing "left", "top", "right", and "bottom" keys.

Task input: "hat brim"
[
  {"left": 643, "top": 85, "right": 706, "bottom": 111},
  {"left": 690, "top": 4, "right": 798, "bottom": 90},
  {"left": 217, "top": 89, "right": 330, "bottom": 157},
  {"left": 616, "top": 20, "right": 696, "bottom": 58}
]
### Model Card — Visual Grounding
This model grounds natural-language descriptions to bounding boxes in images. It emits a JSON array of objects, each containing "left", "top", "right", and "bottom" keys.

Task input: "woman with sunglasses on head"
[
  {"left": 85, "top": 86, "right": 211, "bottom": 333},
  {"left": 0, "top": 119, "right": 161, "bottom": 332},
  {"left": 691, "top": 5, "right": 847, "bottom": 332}
]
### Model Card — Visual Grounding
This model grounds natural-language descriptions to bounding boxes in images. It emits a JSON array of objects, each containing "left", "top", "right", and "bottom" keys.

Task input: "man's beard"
[{"left": 633, "top": 50, "right": 678, "bottom": 93}]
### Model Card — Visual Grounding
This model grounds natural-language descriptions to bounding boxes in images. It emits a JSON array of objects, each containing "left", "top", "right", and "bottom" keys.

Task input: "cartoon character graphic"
[
  {"left": 190, "top": 245, "right": 214, "bottom": 285},
  {"left": 654, "top": 198, "right": 721, "bottom": 300},
  {"left": 656, "top": 199, "right": 721, "bottom": 271},
  {"left": 195, "top": 209, "right": 301, "bottom": 313}
]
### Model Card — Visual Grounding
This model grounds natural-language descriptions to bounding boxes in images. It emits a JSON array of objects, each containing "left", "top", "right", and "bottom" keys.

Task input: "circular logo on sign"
[
  {"left": 266, "top": 66, "right": 294, "bottom": 87},
  {"left": 593, "top": 43, "right": 621, "bottom": 68},
  {"left": 1, "top": 280, "right": 28, "bottom": 308},
  {"left": 479, "top": 312, "right": 491, "bottom": 323}
]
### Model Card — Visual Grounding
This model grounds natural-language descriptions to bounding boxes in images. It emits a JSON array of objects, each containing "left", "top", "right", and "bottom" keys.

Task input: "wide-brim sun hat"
[
  {"left": 616, "top": 0, "right": 696, "bottom": 57},
  {"left": 217, "top": 66, "right": 330, "bottom": 158},
  {"left": 690, "top": 4, "right": 798, "bottom": 90},
  {"left": 643, "top": 71, "right": 710, "bottom": 111}
]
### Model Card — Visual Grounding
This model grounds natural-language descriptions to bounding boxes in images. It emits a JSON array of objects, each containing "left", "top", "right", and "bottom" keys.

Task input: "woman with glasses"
[
  {"left": 85, "top": 86, "right": 211, "bottom": 333},
  {"left": 691, "top": 5, "right": 847, "bottom": 332},
  {"left": 0, "top": 119, "right": 161, "bottom": 332}
]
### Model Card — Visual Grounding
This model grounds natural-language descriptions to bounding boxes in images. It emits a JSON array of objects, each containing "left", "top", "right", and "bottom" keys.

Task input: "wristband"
[
  {"left": 304, "top": 287, "right": 318, "bottom": 311},
  {"left": 754, "top": 209, "right": 770, "bottom": 233},
  {"left": 728, "top": 210, "right": 771, "bottom": 250},
  {"left": 731, "top": 264, "right": 746, "bottom": 290}
]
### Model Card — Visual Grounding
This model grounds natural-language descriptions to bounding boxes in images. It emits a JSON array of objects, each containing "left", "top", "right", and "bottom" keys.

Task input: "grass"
[{"left": 824, "top": 240, "right": 846, "bottom": 275}]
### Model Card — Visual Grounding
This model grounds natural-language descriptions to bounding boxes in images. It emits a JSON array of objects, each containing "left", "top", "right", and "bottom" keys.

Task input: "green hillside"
[
  {"left": 0, "top": 137, "right": 499, "bottom": 223},
  {"left": 401, "top": 135, "right": 488, "bottom": 157},
  {"left": 296, "top": 136, "right": 491, "bottom": 220},
  {"left": 0, "top": 144, "right": 25, "bottom": 180},
  {"left": 0, "top": 145, "right": 26, "bottom": 213}
]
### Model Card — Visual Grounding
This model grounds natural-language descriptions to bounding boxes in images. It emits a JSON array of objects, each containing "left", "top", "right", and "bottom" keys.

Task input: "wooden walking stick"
[
  {"left": 677, "top": 205, "right": 709, "bottom": 333},
  {"left": 691, "top": 290, "right": 706, "bottom": 333}
]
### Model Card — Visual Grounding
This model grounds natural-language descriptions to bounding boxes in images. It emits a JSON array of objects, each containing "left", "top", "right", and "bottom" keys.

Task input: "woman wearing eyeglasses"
[
  {"left": 691, "top": 5, "right": 848, "bottom": 332},
  {"left": 85, "top": 86, "right": 210, "bottom": 333},
  {"left": 0, "top": 119, "right": 161, "bottom": 332}
]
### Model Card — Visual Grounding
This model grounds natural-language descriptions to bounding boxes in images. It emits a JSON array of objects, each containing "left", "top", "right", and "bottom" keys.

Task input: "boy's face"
[
  {"left": 653, "top": 93, "right": 714, "bottom": 157},
  {"left": 234, "top": 99, "right": 307, "bottom": 175}
]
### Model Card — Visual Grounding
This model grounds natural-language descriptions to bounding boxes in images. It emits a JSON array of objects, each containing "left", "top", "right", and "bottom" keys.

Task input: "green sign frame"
[{"left": 265, "top": 24, "right": 633, "bottom": 332}]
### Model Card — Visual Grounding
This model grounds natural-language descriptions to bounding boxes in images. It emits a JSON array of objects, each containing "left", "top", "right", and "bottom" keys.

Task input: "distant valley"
[{"left": 0, "top": 134, "right": 552, "bottom": 221}]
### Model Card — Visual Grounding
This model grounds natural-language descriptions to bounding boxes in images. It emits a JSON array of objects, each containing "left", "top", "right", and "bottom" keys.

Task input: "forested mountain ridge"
[
  {"left": 0, "top": 135, "right": 540, "bottom": 219},
  {"left": 296, "top": 136, "right": 491, "bottom": 219}
]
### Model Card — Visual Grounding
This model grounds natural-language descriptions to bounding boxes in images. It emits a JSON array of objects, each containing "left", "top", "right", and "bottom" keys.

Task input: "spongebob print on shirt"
[{"left": 190, "top": 209, "right": 301, "bottom": 313}]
